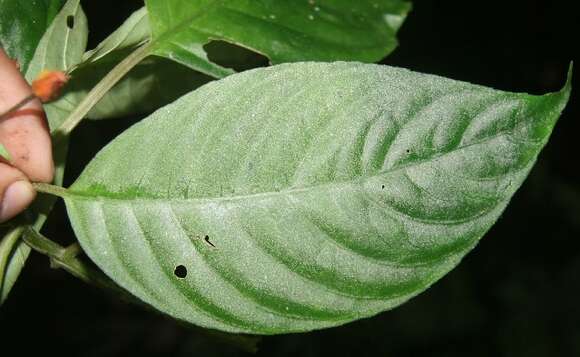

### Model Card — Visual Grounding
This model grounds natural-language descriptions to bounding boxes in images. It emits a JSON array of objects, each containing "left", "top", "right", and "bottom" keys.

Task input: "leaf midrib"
[
  {"left": 148, "top": 0, "right": 222, "bottom": 51},
  {"left": 67, "top": 117, "right": 537, "bottom": 204}
]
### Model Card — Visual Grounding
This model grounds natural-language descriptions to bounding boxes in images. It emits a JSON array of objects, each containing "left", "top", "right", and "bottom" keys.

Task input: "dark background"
[{"left": 1, "top": 0, "right": 578, "bottom": 356}]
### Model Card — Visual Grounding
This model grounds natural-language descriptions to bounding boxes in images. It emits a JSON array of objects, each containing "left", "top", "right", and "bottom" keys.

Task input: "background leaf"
[
  {"left": 145, "top": 0, "right": 411, "bottom": 77},
  {"left": 78, "top": 57, "right": 211, "bottom": 120},
  {"left": 25, "top": 0, "right": 88, "bottom": 130},
  {"left": 62, "top": 7, "right": 210, "bottom": 120},
  {"left": 82, "top": 7, "right": 150, "bottom": 65},
  {"left": 64, "top": 62, "right": 570, "bottom": 333},
  {"left": 0, "top": 0, "right": 87, "bottom": 305},
  {"left": 0, "top": 0, "right": 64, "bottom": 73},
  {"left": 71, "top": 1, "right": 411, "bottom": 120}
]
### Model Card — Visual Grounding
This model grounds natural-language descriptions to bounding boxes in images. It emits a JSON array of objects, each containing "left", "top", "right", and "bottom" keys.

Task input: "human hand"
[{"left": 0, "top": 47, "right": 54, "bottom": 223}]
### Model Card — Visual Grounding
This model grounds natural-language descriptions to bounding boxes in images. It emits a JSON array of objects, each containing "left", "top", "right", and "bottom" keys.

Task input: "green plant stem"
[
  {"left": 0, "top": 226, "right": 25, "bottom": 295},
  {"left": 54, "top": 41, "right": 151, "bottom": 138},
  {"left": 32, "top": 182, "right": 69, "bottom": 198},
  {"left": 21, "top": 227, "right": 125, "bottom": 294},
  {"left": 61, "top": 242, "right": 82, "bottom": 260}
]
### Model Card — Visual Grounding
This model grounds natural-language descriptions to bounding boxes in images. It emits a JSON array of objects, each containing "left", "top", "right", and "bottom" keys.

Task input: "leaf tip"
[{"left": 564, "top": 61, "right": 573, "bottom": 93}]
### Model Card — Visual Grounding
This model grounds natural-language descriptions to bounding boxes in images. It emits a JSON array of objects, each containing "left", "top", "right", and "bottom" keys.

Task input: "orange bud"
[{"left": 32, "top": 70, "right": 69, "bottom": 103}]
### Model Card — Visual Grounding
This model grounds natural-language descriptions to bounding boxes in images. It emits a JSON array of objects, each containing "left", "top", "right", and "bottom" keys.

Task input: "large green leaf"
[
  {"left": 0, "top": 0, "right": 87, "bottom": 305},
  {"left": 63, "top": 62, "right": 570, "bottom": 333},
  {"left": 145, "top": 0, "right": 411, "bottom": 77},
  {"left": 0, "top": 0, "right": 64, "bottom": 73}
]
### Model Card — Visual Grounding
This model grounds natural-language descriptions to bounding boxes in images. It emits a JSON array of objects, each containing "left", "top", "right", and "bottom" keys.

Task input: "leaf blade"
[
  {"left": 145, "top": 0, "right": 411, "bottom": 77},
  {"left": 64, "top": 62, "right": 571, "bottom": 333}
]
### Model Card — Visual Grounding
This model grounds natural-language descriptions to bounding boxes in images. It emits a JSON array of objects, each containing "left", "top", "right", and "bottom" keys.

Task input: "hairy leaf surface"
[
  {"left": 64, "top": 62, "right": 570, "bottom": 333},
  {"left": 145, "top": 0, "right": 411, "bottom": 77}
]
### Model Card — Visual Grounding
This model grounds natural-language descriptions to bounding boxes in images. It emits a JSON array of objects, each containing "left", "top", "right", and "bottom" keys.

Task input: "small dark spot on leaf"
[
  {"left": 405, "top": 149, "right": 410, "bottom": 154},
  {"left": 381, "top": 185, "right": 385, "bottom": 189},
  {"left": 66, "top": 15, "right": 74, "bottom": 29},
  {"left": 174, "top": 265, "right": 187, "bottom": 278},
  {"left": 204, "top": 235, "right": 216, "bottom": 248}
]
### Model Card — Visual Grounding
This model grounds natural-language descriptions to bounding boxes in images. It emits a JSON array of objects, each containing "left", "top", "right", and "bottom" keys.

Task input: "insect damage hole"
[
  {"left": 66, "top": 15, "right": 74, "bottom": 29},
  {"left": 174, "top": 265, "right": 187, "bottom": 278},
  {"left": 203, "top": 40, "right": 269, "bottom": 72},
  {"left": 204, "top": 235, "right": 216, "bottom": 248}
]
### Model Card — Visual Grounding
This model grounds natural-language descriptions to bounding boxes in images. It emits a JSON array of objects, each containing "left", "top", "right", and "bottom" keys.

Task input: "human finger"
[
  {"left": 0, "top": 162, "right": 35, "bottom": 222},
  {"left": 0, "top": 47, "right": 54, "bottom": 183}
]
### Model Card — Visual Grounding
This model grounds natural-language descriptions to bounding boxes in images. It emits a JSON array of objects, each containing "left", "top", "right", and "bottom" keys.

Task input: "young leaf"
[
  {"left": 63, "top": 7, "right": 209, "bottom": 120},
  {"left": 0, "top": 0, "right": 64, "bottom": 73},
  {"left": 0, "top": 0, "right": 87, "bottom": 305},
  {"left": 82, "top": 7, "right": 150, "bottom": 65},
  {"left": 145, "top": 0, "right": 411, "bottom": 77},
  {"left": 63, "top": 62, "right": 571, "bottom": 334},
  {"left": 25, "top": 0, "right": 88, "bottom": 131}
]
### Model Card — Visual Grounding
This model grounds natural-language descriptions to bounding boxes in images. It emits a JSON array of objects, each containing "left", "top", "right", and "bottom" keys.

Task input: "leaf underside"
[{"left": 64, "top": 62, "right": 570, "bottom": 334}]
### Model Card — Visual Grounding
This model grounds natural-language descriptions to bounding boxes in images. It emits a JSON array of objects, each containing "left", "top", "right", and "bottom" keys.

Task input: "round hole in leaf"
[{"left": 174, "top": 265, "right": 187, "bottom": 278}]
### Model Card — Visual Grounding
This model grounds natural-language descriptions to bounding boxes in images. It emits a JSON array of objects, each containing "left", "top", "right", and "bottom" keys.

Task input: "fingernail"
[{"left": 0, "top": 181, "right": 35, "bottom": 222}]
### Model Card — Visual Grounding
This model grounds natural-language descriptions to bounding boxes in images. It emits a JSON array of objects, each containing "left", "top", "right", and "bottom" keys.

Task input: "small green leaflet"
[
  {"left": 0, "top": 144, "right": 10, "bottom": 161},
  {"left": 63, "top": 62, "right": 571, "bottom": 334}
]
